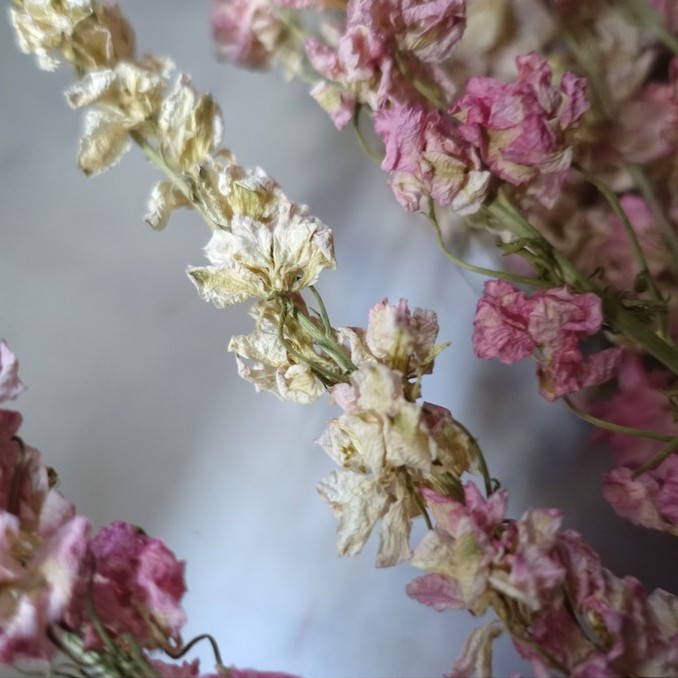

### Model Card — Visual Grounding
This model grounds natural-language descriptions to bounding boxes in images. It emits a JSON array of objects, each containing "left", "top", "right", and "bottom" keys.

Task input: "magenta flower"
[
  {"left": 453, "top": 53, "right": 588, "bottom": 193},
  {"left": 0, "top": 343, "right": 91, "bottom": 665},
  {"left": 593, "top": 354, "right": 678, "bottom": 534},
  {"left": 473, "top": 280, "right": 622, "bottom": 400},
  {"left": 72, "top": 521, "right": 187, "bottom": 650}
]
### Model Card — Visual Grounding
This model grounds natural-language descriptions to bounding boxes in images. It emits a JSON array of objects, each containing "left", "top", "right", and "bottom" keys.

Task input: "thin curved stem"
[
  {"left": 129, "top": 132, "right": 222, "bottom": 232},
  {"left": 353, "top": 105, "right": 383, "bottom": 165},
  {"left": 621, "top": 0, "right": 678, "bottom": 56},
  {"left": 428, "top": 200, "right": 551, "bottom": 288},
  {"left": 489, "top": 192, "right": 678, "bottom": 377},
  {"left": 575, "top": 165, "right": 667, "bottom": 335},
  {"left": 632, "top": 436, "right": 678, "bottom": 477},
  {"left": 563, "top": 397, "right": 674, "bottom": 442},
  {"left": 165, "top": 633, "right": 225, "bottom": 668}
]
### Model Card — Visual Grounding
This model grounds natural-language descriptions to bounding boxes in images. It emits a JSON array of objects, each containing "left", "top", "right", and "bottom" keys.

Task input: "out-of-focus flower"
[
  {"left": 211, "top": 0, "right": 289, "bottom": 70},
  {"left": 71, "top": 521, "right": 186, "bottom": 651},
  {"left": 0, "top": 341, "right": 26, "bottom": 403},
  {"left": 188, "top": 174, "right": 335, "bottom": 305},
  {"left": 593, "top": 354, "right": 678, "bottom": 534},
  {"left": 453, "top": 53, "right": 588, "bottom": 196},
  {"left": 66, "top": 62, "right": 168, "bottom": 175},
  {"left": 613, "top": 64, "right": 678, "bottom": 164},
  {"left": 11, "top": 0, "right": 90, "bottom": 70},
  {"left": 374, "top": 102, "right": 490, "bottom": 213},
  {"left": 473, "top": 280, "right": 622, "bottom": 400},
  {"left": 10, "top": 0, "right": 135, "bottom": 71},
  {"left": 0, "top": 343, "right": 91, "bottom": 664}
]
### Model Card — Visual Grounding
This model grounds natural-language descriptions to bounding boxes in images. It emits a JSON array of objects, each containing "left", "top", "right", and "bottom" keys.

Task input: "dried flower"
[
  {"left": 473, "top": 280, "right": 622, "bottom": 400},
  {"left": 188, "top": 178, "right": 335, "bottom": 305},
  {"left": 374, "top": 102, "right": 490, "bottom": 213},
  {"left": 66, "top": 62, "right": 168, "bottom": 175},
  {"left": 228, "top": 299, "right": 328, "bottom": 403},
  {"left": 453, "top": 53, "right": 588, "bottom": 193}
]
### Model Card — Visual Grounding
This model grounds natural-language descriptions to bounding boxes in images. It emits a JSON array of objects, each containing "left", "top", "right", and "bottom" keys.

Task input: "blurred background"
[{"left": 1, "top": 2, "right": 677, "bottom": 676}]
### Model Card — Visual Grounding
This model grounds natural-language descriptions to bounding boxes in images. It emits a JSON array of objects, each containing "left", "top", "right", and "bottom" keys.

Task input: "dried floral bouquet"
[{"left": 3, "top": 0, "right": 678, "bottom": 676}]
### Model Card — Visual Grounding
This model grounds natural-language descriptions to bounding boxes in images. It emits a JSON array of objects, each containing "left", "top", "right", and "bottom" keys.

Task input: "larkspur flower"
[
  {"left": 374, "top": 101, "right": 490, "bottom": 213},
  {"left": 473, "top": 280, "right": 623, "bottom": 400},
  {"left": 453, "top": 53, "right": 588, "bottom": 198}
]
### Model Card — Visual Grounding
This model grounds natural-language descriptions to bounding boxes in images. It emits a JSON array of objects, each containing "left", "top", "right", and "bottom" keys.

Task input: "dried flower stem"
[
  {"left": 632, "top": 436, "right": 678, "bottom": 478},
  {"left": 488, "top": 192, "right": 678, "bottom": 377},
  {"left": 575, "top": 164, "right": 668, "bottom": 336},
  {"left": 129, "top": 131, "right": 220, "bottom": 232},
  {"left": 427, "top": 199, "right": 551, "bottom": 288},
  {"left": 563, "top": 397, "right": 675, "bottom": 442}
]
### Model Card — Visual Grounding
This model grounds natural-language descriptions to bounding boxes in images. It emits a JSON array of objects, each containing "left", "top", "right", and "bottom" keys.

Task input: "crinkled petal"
[
  {"left": 0, "top": 341, "right": 26, "bottom": 403},
  {"left": 317, "top": 471, "right": 390, "bottom": 557}
]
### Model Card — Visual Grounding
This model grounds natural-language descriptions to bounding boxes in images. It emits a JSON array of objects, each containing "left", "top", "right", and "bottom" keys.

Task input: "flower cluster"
[
  {"left": 408, "top": 483, "right": 678, "bottom": 677},
  {"left": 10, "top": 0, "right": 678, "bottom": 676},
  {"left": 0, "top": 340, "right": 292, "bottom": 677},
  {"left": 472, "top": 280, "right": 623, "bottom": 401}
]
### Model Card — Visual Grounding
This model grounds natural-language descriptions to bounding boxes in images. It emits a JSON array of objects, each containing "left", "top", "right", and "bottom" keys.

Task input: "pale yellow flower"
[
  {"left": 10, "top": 0, "right": 92, "bottom": 71},
  {"left": 158, "top": 76, "right": 223, "bottom": 173},
  {"left": 188, "top": 188, "right": 335, "bottom": 306},
  {"left": 228, "top": 300, "right": 328, "bottom": 404},
  {"left": 66, "top": 61, "right": 167, "bottom": 174}
]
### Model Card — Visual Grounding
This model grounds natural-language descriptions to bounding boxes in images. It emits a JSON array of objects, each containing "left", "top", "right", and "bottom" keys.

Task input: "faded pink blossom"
[
  {"left": 0, "top": 340, "right": 25, "bottom": 403},
  {"left": 576, "top": 196, "right": 669, "bottom": 294},
  {"left": 74, "top": 521, "right": 187, "bottom": 650},
  {"left": 212, "top": 0, "right": 286, "bottom": 69},
  {"left": 374, "top": 101, "right": 490, "bottom": 213},
  {"left": 304, "top": 0, "right": 465, "bottom": 126},
  {"left": 473, "top": 280, "right": 622, "bottom": 400},
  {"left": 410, "top": 486, "right": 678, "bottom": 676},
  {"left": 649, "top": 0, "right": 678, "bottom": 31},
  {"left": 614, "top": 68, "right": 678, "bottom": 163},
  {"left": 0, "top": 346, "right": 91, "bottom": 664},
  {"left": 0, "top": 514, "right": 90, "bottom": 664},
  {"left": 385, "top": 0, "right": 466, "bottom": 63},
  {"left": 365, "top": 298, "right": 441, "bottom": 373},
  {"left": 593, "top": 354, "right": 678, "bottom": 534},
  {"left": 453, "top": 53, "right": 588, "bottom": 194}
]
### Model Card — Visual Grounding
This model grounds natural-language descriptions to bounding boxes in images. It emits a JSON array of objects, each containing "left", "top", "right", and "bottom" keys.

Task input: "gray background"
[{"left": 1, "top": 3, "right": 677, "bottom": 676}]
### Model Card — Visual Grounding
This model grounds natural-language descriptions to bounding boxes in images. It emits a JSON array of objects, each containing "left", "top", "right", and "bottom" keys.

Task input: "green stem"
[
  {"left": 290, "top": 299, "right": 357, "bottom": 374},
  {"left": 575, "top": 165, "right": 667, "bottom": 334},
  {"left": 309, "top": 285, "right": 333, "bottom": 336},
  {"left": 392, "top": 49, "right": 449, "bottom": 112},
  {"left": 402, "top": 469, "right": 433, "bottom": 530},
  {"left": 129, "top": 132, "right": 221, "bottom": 232},
  {"left": 632, "top": 436, "right": 678, "bottom": 477},
  {"left": 277, "top": 305, "right": 347, "bottom": 385},
  {"left": 450, "top": 417, "right": 494, "bottom": 497},
  {"left": 428, "top": 200, "right": 550, "bottom": 288},
  {"left": 563, "top": 397, "right": 674, "bottom": 442},
  {"left": 621, "top": 0, "right": 678, "bottom": 56},
  {"left": 489, "top": 193, "right": 678, "bottom": 377}
]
